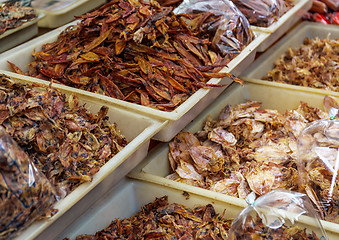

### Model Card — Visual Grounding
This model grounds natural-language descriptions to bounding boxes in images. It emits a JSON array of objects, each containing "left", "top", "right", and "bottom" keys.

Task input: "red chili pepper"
[
  {"left": 315, "top": 13, "right": 331, "bottom": 24},
  {"left": 332, "top": 12, "right": 339, "bottom": 25}
]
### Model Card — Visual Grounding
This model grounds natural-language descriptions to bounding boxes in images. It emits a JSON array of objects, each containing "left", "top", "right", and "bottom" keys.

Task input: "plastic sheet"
[
  {"left": 174, "top": 0, "right": 255, "bottom": 58},
  {"left": 298, "top": 111, "right": 339, "bottom": 224},
  {"left": 230, "top": 0, "right": 292, "bottom": 27},
  {"left": 0, "top": 126, "right": 57, "bottom": 239},
  {"left": 229, "top": 190, "right": 328, "bottom": 239}
]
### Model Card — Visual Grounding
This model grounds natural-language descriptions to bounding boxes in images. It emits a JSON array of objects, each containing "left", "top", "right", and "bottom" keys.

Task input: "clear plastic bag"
[
  {"left": 229, "top": 190, "right": 328, "bottom": 240},
  {"left": 0, "top": 126, "right": 57, "bottom": 239},
  {"left": 230, "top": 0, "right": 293, "bottom": 27},
  {"left": 174, "top": 0, "right": 255, "bottom": 58},
  {"left": 297, "top": 110, "right": 339, "bottom": 223}
]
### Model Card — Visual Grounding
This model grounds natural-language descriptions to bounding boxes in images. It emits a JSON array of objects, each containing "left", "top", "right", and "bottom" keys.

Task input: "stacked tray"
[
  {"left": 57, "top": 178, "right": 327, "bottom": 240},
  {"left": 241, "top": 22, "right": 339, "bottom": 96},
  {"left": 128, "top": 81, "right": 339, "bottom": 240},
  {"left": 1, "top": 72, "right": 165, "bottom": 240},
  {"left": 0, "top": 20, "right": 268, "bottom": 142},
  {"left": 0, "top": 10, "right": 45, "bottom": 53},
  {"left": 33, "top": 0, "right": 106, "bottom": 28}
]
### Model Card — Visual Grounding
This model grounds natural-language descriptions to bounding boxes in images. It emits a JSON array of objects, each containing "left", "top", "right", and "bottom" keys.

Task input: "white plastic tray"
[
  {"left": 33, "top": 0, "right": 106, "bottom": 28},
  {"left": 57, "top": 178, "right": 328, "bottom": 240},
  {"left": 241, "top": 22, "right": 339, "bottom": 97},
  {"left": 251, "top": 0, "right": 312, "bottom": 52},
  {"left": 0, "top": 21, "right": 269, "bottom": 142},
  {"left": 128, "top": 81, "right": 339, "bottom": 240},
  {"left": 0, "top": 11, "right": 44, "bottom": 53},
  {"left": 1, "top": 72, "right": 166, "bottom": 240}
]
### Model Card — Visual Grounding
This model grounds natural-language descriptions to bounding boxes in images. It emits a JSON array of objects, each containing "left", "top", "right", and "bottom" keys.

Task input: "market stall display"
[
  {"left": 129, "top": 82, "right": 339, "bottom": 239},
  {"left": 0, "top": 2, "right": 44, "bottom": 53},
  {"left": 0, "top": 0, "right": 266, "bottom": 142},
  {"left": 0, "top": 72, "right": 165, "bottom": 240}
]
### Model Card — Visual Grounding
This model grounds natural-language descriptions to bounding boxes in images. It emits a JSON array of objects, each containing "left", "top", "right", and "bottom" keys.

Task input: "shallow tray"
[
  {"left": 0, "top": 20, "right": 268, "bottom": 142},
  {"left": 33, "top": 0, "right": 106, "bottom": 28},
  {"left": 57, "top": 178, "right": 327, "bottom": 240},
  {"left": 128, "top": 81, "right": 339, "bottom": 240},
  {"left": 241, "top": 22, "right": 339, "bottom": 96},
  {"left": 1, "top": 72, "right": 166, "bottom": 240},
  {"left": 0, "top": 11, "right": 44, "bottom": 53},
  {"left": 251, "top": 0, "right": 312, "bottom": 52}
]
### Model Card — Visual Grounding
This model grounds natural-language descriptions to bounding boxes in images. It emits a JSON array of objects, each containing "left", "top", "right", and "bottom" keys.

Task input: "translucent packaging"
[
  {"left": 174, "top": 0, "right": 255, "bottom": 58},
  {"left": 230, "top": 0, "right": 292, "bottom": 27},
  {"left": 298, "top": 109, "right": 339, "bottom": 223},
  {"left": 0, "top": 126, "right": 57, "bottom": 239},
  {"left": 229, "top": 190, "right": 328, "bottom": 240}
]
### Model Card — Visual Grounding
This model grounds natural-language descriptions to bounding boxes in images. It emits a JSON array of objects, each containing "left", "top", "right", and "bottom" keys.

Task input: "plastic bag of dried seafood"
[
  {"left": 230, "top": 0, "right": 293, "bottom": 27},
  {"left": 297, "top": 108, "right": 339, "bottom": 223},
  {"left": 228, "top": 190, "right": 328, "bottom": 240},
  {"left": 0, "top": 126, "right": 57, "bottom": 239},
  {"left": 174, "top": 0, "right": 255, "bottom": 58}
]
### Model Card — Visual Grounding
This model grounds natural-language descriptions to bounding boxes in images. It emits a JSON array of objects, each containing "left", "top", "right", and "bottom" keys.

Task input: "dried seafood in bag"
[
  {"left": 9, "top": 0, "right": 251, "bottom": 112},
  {"left": 174, "top": 0, "right": 254, "bottom": 57},
  {"left": 298, "top": 107, "right": 339, "bottom": 223},
  {"left": 0, "top": 125, "right": 57, "bottom": 239},
  {"left": 262, "top": 37, "right": 339, "bottom": 91},
  {"left": 167, "top": 99, "right": 330, "bottom": 200},
  {"left": 69, "top": 196, "right": 232, "bottom": 240},
  {"left": 0, "top": 2, "right": 37, "bottom": 34},
  {"left": 0, "top": 74, "right": 128, "bottom": 197},
  {"left": 231, "top": 0, "right": 293, "bottom": 27},
  {"left": 228, "top": 190, "right": 327, "bottom": 240}
]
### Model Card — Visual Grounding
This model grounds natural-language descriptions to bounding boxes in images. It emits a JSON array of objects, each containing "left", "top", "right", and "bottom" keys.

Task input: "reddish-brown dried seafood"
[
  {"left": 0, "top": 2, "right": 37, "bottom": 34},
  {"left": 231, "top": 0, "right": 294, "bottom": 27},
  {"left": 69, "top": 196, "right": 232, "bottom": 240},
  {"left": 0, "top": 74, "right": 128, "bottom": 197},
  {"left": 167, "top": 100, "right": 329, "bottom": 199},
  {"left": 263, "top": 37, "right": 339, "bottom": 91},
  {"left": 9, "top": 0, "right": 253, "bottom": 111}
]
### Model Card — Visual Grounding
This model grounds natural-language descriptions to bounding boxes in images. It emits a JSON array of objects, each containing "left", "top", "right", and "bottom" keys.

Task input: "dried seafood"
[
  {"left": 167, "top": 100, "right": 329, "bottom": 199},
  {"left": 9, "top": 0, "right": 253, "bottom": 111},
  {"left": 0, "top": 2, "right": 37, "bottom": 34},
  {"left": 298, "top": 114, "right": 339, "bottom": 223},
  {"left": 70, "top": 196, "right": 232, "bottom": 240},
  {"left": 263, "top": 37, "right": 339, "bottom": 91},
  {"left": 231, "top": 0, "right": 293, "bottom": 27},
  {"left": 0, "top": 126, "right": 57, "bottom": 239},
  {"left": 229, "top": 217, "right": 321, "bottom": 240},
  {"left": 0, "top": 74, "right": 128, "bottom": 197}
]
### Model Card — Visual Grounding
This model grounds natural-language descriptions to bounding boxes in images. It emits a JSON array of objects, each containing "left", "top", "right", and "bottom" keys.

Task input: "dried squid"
[
  {"left": 263, "top": 37, "right": 339, "bottom": 91},
  {"left": 167, "top": 99, "right": 330, "bottom": 200},
  {"left": 0, "top": 74, "right": 128, "bottom": 197}
]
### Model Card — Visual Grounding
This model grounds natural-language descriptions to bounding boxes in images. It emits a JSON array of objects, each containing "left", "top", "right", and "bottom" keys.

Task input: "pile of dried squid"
[{"left": 167, "top": 98, "right": 332, "bottom": 200}]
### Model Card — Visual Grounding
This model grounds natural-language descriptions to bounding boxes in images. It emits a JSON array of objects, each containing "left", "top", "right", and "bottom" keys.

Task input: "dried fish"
[
  {"left": 0, "top": 2, "right": 37, "bottom": 34},
  {"left": 0, "top": 74, "right": 128, "bottom": 197},
  {"left": 263, "top": 37, "right": 339, "bottom": 91},
  {"left": 68, "top": 196, "right": 232, "bottom": 240},
  {"left": 167, "top": 99, "right": 330, "bottom": 200},
  {"left": 9, "top": 0, "right": 253, "bottom": 111}
]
